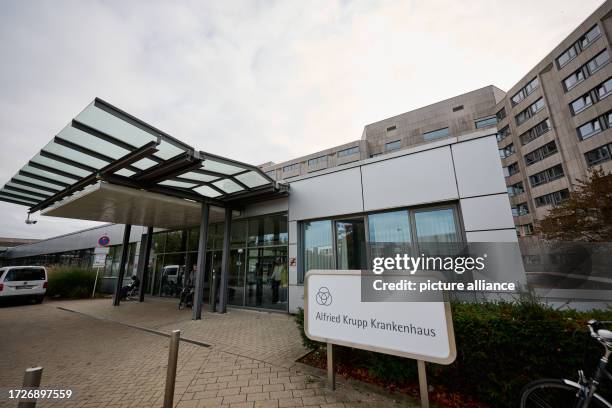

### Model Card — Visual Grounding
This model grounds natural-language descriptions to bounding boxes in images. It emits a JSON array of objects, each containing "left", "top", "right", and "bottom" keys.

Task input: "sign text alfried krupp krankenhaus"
[{"left": 315, "top": 311, "right": 437, "bottom": 337}]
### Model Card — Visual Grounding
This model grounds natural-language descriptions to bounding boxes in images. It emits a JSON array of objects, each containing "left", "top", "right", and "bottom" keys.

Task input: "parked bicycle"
[
  {"left": 178, "top": 285, "right": 194, "bottom": 310},
  {"left": 520, "top": 319, "right": 612, "bottom": 407}
]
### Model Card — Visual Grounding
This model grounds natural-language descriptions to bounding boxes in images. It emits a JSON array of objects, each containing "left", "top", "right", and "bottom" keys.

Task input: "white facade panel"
[
  {"left": 361, "top": 147, "right": 458, "bottom": 211},
  {"left": 451, "top": 136, "right": 507, "bottom": 198},
  {"left": 288, "top": 167, "right": 363, "bottom": 221},
  {"left": 460, "top": 194, "right": 515, "bottom": 231},
  {"left": 466, "top": 229, "right": 518, "bottom": 242}
]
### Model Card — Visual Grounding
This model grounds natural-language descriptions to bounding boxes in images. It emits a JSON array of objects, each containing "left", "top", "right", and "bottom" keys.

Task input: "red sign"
[{"left": 289, "top": 257, "right": 296, "bottom": 266}]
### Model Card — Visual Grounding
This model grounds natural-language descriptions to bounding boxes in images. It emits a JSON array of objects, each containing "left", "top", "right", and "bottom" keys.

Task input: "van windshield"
[{"left": 4, "top": 268, "right": 45, "bottom": 282}]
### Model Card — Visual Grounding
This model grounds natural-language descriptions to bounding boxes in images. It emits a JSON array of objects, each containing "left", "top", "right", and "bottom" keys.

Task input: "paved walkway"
[{"left": 0, "top": 298, "right": 419, "bottom": 407}]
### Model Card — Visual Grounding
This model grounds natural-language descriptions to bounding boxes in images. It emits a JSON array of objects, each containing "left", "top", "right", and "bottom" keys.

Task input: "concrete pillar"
[
  {"left": 113, "top": 224, "right": 132, "bottom": 306},
  {"left": 192, "top": 203, "right": 210, "bottom": 320}
]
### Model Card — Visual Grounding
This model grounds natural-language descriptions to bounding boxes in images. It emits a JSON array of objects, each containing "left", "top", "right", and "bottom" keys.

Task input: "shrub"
[
  {"left": 295, "top": 302, "right": 612, "bottom": 407},
  {"left": 46, "top": 266, "right": 98, "bottom": 299}
]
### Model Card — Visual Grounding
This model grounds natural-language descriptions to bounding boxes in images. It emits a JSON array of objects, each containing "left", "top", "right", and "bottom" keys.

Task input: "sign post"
[
  {"left": 92, "top": 235, "right": 111, "bottom": 298},
  {"left": 305, "top": 270, "right": 456, "bottom": 408}
]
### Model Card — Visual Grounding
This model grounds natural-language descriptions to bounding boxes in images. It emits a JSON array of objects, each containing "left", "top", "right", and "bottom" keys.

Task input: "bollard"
[
  {"left": 163, "top": 330, "right": 180, "bottom": 408},
  {"left": 326, "top": 343, "right": 335, "bottom": 390},
  {"left": 18, "top": 367, "right": 43, "bottom": 408},
  {"left": 417, "top": 360, "right": 429, "bottom": 408}
]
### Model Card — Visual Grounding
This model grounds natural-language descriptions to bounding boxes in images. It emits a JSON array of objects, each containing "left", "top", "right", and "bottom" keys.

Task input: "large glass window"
[
  {"left": 247, "top": 214, "right": 288, "bottom": 247},
  {"left": 414, "top": 209, "right": 458, "bottom": 243},
  {"left": 335, "top": 219, "right": 366, "bottom": 270},
  {"left": 303, "top": 220, "right": 334, "bottom": 276},
  {"left": 475, "top": 116, "right": 498, "bottom": 129}
]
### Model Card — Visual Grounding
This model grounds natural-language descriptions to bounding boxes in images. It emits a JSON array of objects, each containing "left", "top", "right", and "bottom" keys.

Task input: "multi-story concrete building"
[
  {"left": 263, "top": 0, "right": 612, "bottom": 238},
  {"left": 496, "top": 1, "right": 612, "bottom": 237}
]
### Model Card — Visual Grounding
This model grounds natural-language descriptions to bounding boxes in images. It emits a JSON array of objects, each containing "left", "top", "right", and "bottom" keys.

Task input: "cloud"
[{"left": 0, "top": 0, "right": 604, "bottom": 238}]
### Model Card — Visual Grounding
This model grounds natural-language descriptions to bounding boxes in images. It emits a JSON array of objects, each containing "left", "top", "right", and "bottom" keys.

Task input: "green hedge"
[
  {"left": 46, "top": 266, "right": 98, "bottom": 299},
  {"left": 296, "top": 301, "right": 612, "bottom": 407}
]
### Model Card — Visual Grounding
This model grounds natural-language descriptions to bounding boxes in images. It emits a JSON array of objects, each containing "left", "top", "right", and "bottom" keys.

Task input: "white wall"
[{"left": 285, "top": 133, "right": 523, "bottom": 313}]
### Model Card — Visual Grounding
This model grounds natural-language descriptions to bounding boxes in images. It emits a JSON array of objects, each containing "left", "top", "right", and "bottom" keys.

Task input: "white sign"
[
  {"left": 305, "top": 270, "right": 456, "bottom": 364},
  {"left": 92, "top": 254, "right": 107, "bottom": 268},
  {"left": 94, "top": 247, "right": 110, "bottom": 255}
]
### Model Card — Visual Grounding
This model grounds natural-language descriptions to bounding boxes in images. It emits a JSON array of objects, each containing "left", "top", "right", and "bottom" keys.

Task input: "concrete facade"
[{"left": 497, "top": 1, "right": 612, "bottom": 236}]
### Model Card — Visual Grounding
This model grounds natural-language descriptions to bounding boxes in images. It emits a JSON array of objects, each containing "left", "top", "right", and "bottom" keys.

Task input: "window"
[
  {"left": 265, "top": 170, "right": 275, "bottom": 179},
  {"left": 307, "top": 155, "right": 328, "bottom": 168},
  {"left": 337, "top": 146, "right": 359, "bottom": 158},
  {"left": 4, "top": 267, "right": 45, "bottom": 281},
  {"left": 587, "top": 49, "right": 609, "bottom": 75},
  {"left": 563, "top": 50, "right": 610, "bottom": 91},
  {"left": 303, "top": 220, "right": 334, "bottom": 281},
  {"left": 516, "top": 223, "right": 534, "bottom": 237},
  {"left": 507, "top": 181, "right": 525, "bottom": 196},
  {"left": 519, "top": 118, "right": 552, "bottom": 145},
  {"left": 524, "top": 141, "right": 558, "bottom": 166},
  {"left": 569, "top": 77, "right": 612, "bottom": 116},
  {"left": 368, "top": 210, "right": 411, "bottom": 243},
  {"left": 578, "top": 119, "right": 602, "bottom": 139},
  {"left": 452, "top": 105, "right": 464, "bottom": 112},
  {"left": 496, "top": 107, "right": 507, "bottom": 121},
  {"left": 422, "top": 127, "right": 449, "bottom": 141},
  {"left": 414, "top": 208, "right": 459, "bottom": 243},
  {"left": 505, "top": 162, "right": 520, "bottom": 177},
  {"left": 282, "top": 163, "right": 299, "bottom": 173},
  {"left": 302, "top": 206, "right": 461, "bottom": 282},
  {"left": 497, "top": 125, "right": 511, "bottom": 141},
  {"left": 570, "top": 94, "right": 593, "bottom": 115},
  {"left": 585, "top": 143, "right": 612, "bottom": 166},
  {"left": 597, "top": 78, "right": 612, "bottom": 100},
  {"left": 511, "top": 77, "right": 540, "bottom": 106},
  {"left": 385, "top": 140, "right": 401, "bottom": 151},
  {"left": 475, "top": 115, "right": 498, "bottom": 128},
  {"left": 512, "top": 202, "right": 530, "bottom": 216},
  {"left": 499, "top": 143, "right": 515, "bottom": 159},
  {"left": 534, "top": 189, "right": 570, "bottom": 207},
  {"left": 529, "top": 164, "right": 565, "bottom": 187},
  {"left": 386, "top": 125, "right": 397, "bottom": 132},
  {"left": 556, "top": 25, "right": 601, "bottom": 69},
  {"left": 516, "top": 98, "right": 545, "bottom": 126}
]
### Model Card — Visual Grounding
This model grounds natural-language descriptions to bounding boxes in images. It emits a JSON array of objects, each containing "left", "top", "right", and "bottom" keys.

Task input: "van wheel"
[{"left": 34, "top": 296, "right": 44, "bottom": 304}]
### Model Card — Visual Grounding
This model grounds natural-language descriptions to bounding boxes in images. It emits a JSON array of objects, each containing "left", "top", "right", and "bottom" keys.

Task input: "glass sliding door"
[
  {"left": 335, "top": 219, "right": 367, "bottom": 270},
  {"left": 245, "top": 247, "right": 287, "bottom": 310}
]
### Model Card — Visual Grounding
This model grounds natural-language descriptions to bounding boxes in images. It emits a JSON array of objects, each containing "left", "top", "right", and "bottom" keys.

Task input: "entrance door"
[
  {"left": 245, "top": 247, "right": 288, "bottom": 310},
  {"left": 335, "top": 219, "right": 367, "bottom": 270}
]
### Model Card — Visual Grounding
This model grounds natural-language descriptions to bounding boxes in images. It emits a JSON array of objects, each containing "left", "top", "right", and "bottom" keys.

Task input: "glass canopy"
[{"left": 0, "top": 98, "right": 284, "bottom": 212}]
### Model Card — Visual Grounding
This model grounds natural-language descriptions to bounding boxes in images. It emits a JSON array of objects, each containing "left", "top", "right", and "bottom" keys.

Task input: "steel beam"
[
  {"left": 138, "top": 227, "right": 153, "bottom": 302},
  {"left": 113, "top": 224, "right": 132, "bottom": 306},
  {"left": 192, "top": 203, "right": 209, "bottom": 320},
  {"left": 218, "top": 207, "right": 232, "bottom": 313}
]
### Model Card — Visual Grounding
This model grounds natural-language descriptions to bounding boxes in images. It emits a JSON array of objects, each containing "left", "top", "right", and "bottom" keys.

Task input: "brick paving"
[{"left": 0, "top": 299, "right": 418, "bottom": 407}]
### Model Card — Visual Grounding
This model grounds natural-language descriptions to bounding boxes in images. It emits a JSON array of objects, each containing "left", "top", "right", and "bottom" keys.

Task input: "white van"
[{"left": 0, "top": 266, "right": 47, "bottom": 303}]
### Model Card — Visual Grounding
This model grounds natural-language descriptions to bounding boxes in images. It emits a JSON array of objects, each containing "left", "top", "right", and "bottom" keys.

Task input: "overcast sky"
[{"left": 0, "top": 0, "right": 605, "bottom": 239}]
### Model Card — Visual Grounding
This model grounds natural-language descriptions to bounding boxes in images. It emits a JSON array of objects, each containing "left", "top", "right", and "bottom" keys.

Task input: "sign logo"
[
  {"left": 98, "top": 235, "right": 110, "bottom": 247},
  {"left": 315, "top": 287, "right": 333, "bottom": 306}
]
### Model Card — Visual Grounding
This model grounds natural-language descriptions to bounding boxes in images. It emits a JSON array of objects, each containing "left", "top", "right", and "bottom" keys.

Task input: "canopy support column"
[
  {"left": 138, "top": 226, "right": 153, "bottom": 302},
  {"left": 218, "top": 207, "right": 232, "bottom": 313},
  {"left": 192, "top": 203, "right": 209, "bottom": 320},
  {"left": 113, "top": 224, "right": 132, "bottom": 306}
]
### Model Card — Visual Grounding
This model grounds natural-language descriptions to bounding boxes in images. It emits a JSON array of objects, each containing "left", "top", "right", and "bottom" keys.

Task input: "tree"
[{"left": 537, "top": 168, "right": 612, "bottom": 242}]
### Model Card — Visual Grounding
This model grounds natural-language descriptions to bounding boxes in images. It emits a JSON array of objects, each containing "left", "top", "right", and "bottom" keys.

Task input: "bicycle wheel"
[{"left": 520, "top": 379, "right": 612, "bottom": 408}]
